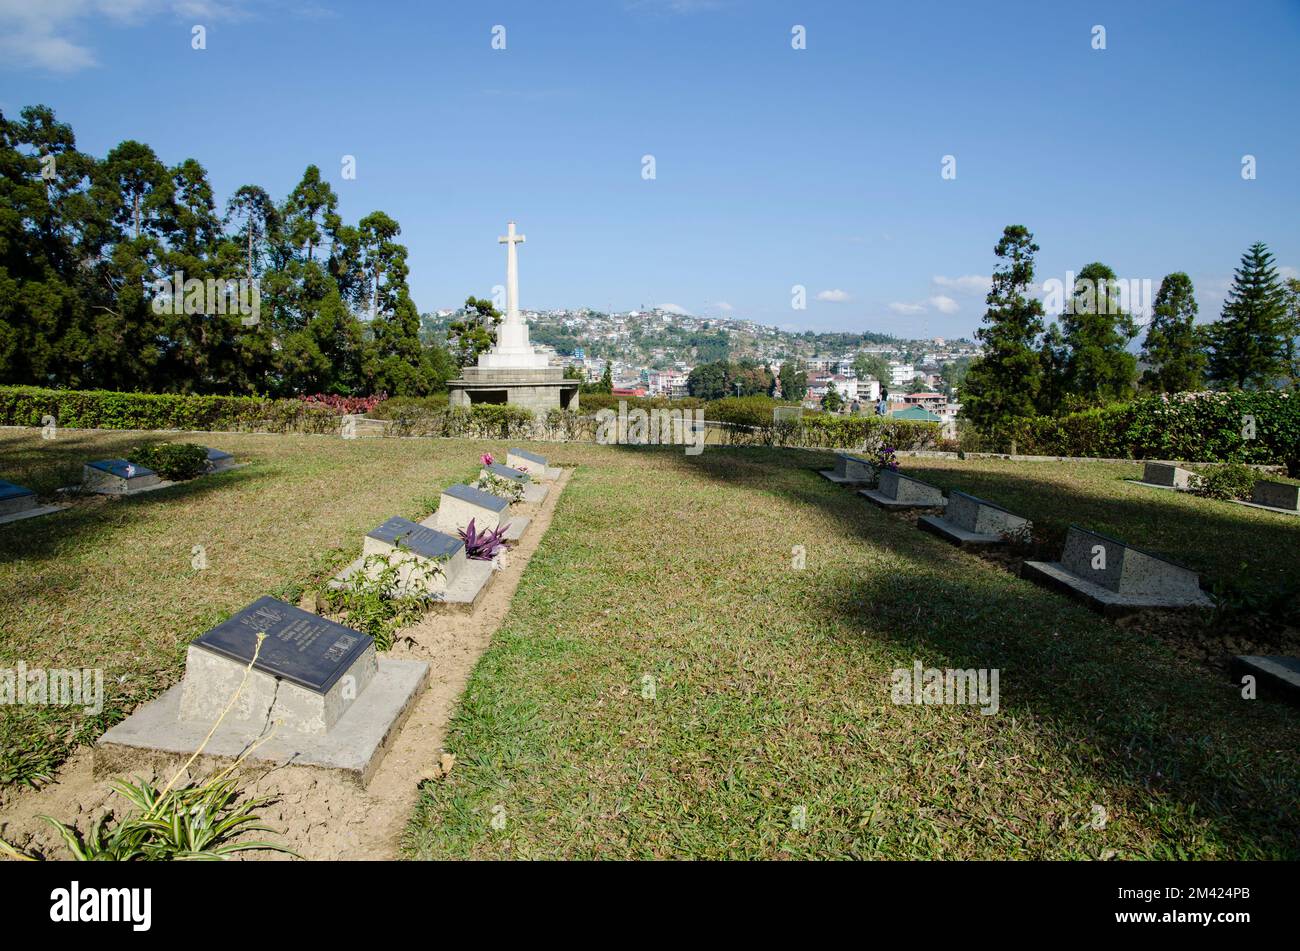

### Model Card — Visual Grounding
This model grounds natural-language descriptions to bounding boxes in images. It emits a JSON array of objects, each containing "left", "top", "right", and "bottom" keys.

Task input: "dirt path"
[{"left": 0, "top": 470, "right": 571, "bottom": 861}]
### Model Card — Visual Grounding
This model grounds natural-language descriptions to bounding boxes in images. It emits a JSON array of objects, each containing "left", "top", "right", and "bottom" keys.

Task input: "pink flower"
[{"left": 481, "top": 453, "right": 494, "bottom": 466}]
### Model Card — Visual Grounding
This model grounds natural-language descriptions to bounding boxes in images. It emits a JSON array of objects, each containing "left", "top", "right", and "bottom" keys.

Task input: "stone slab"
[
  {"left": 0, "top": 503, "right": 68, "bottom": 526},
  {"left": 918, "top": 514, "right": 1010, "bottom": 548},
  {"left": 819, "top": 469, "right": 873, "bottom": 486},
  {"left": 1228, "top": 655, "right": 1300, "bottom": 706},
  {"left": 482, "top": 462, "right": 531, "bottom": 483},
  {"left": 435, "top": 483, "right": 509, "bottom": 535},
  {"left": 1059, "top": 525, "right": 1205, "bottom": 600},
  {"left": 1020, "top": 559, "right": 1213, "bottom": 617},
  {"left": 944, "top": 490, "right": 1029, "bottom": 537},
  {"left": 507, "top": 448, "right": 551, "bottom": 478},
  {"left": 521, "top": 483, "right": 549, "bottom": 505},
  {"left": 362, "top": 516, "right": 466, "bottom": 594},
  {"left": 82, "top": 459, "right": 163, "bottom": 495},
  {"left": 859, "top": 469, "right": 946, "bottom": 509},
  {"left": 1230, "top": 498, "right": 1300, "bottom": 517},
  {"left": 1251, "top": 480, "right": 1300, "bottom": 513},
  {"left": 1141, "top": 462, "right": 1194, "bottom": 489},
  {"left": 97, "top": 657, "right": 428, "bottom": 788},
  {"left": 205, "top": 447, "right": 236, "bottom": 472},
  {"left": 0, "top": 479, "right": 36, "bottom": 516}
]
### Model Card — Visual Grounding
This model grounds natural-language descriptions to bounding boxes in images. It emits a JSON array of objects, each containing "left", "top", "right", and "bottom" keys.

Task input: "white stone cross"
[{"left": 498, "top": 220, "right": 525, "bottom": 320}]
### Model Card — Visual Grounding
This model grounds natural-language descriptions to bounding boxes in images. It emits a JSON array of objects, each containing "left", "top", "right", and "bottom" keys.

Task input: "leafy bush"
[
  {"left": 476, "top": 471, "right": 524, "bottom": 504},
  {"left": 1190, "top": 463, "right": 1257, "bottom": 501},
  {"left": 0, "top": 385, "right": 339, "bottom": 434},
  {"left": 704, "top": 395, "right": 796, "bottom": 428},
  {"left": 127, "top": 442, "right": 210, "bottom": 480},
  {"left": 319, "top": 555, "right": 434, "bottom": 652},
  {"left": 970, "top": 391, "right": 1299, "bottom": 466}
]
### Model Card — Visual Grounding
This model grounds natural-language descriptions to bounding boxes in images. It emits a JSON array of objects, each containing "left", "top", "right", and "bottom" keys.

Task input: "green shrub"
[
  {"left": 0, "top": 385, "right": 338, "bottom": 434},
  {"left": 127, "top": 442, "right": 210, "bottom": 480},
  {"left": 1190, "top": 463, "right": 1257, "bottom": 501},
  {"left": 970, "top": 391, "right": 1299, "bottom": 466}
]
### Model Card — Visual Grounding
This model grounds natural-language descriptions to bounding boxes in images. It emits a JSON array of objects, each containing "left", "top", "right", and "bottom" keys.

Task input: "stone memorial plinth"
[
  {"left": 919, "top": 490, "right": 1030, "bottom": 548},
  {"left": 82, "top": 459, "right": 164, "bottom": 495},
  {"left": 0, "top": 479, "right": 67, "bottom": 525},
  {"left": 97, "top": 597, "right": 428, "bottom": 786},
  {"left": 1021, "top": 525, "right": 1213, "bottom": 616},
  {"left": 446, "top": 222, "right": 580, "bottom": 414},
  {"left": 859, "top": 470, "right": 947, "bottom": 510},
  {"left": 1136, "top": 462, "right": 1194, "bottom": 490},
  {"left": 205, "top": 448, "right": 237, "bottom": 473},
  {"left": 819, "top": 452, "right": 877, "bottom": 486},
  {"left": 327, "top": 516, "right": 495, "bottom": 609},
  {"left": 507, "top": 447, "right": 560, "bottom": 481},
  {"left": 1228, "top": 655, "right": 1300, "bottom": 706},
  {"left": 1248, "top": 480, "right": 1300, "bottom": 514},
  {"left": 481, "top": 462, "right": 530, "bottom": 484},
  {"left": 435, "top": 483, "right": 522, "bottom": 538}
]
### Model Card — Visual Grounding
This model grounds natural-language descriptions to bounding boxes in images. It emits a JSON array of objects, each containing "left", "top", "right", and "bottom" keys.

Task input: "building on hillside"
[{"left": 889, "top": 363, "right": 915, "bottom": 387}]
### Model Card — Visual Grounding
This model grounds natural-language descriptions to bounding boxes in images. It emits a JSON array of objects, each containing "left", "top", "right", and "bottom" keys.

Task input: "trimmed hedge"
[
  {"left": 968, "top": 392, "right": 1299, "bottom": 471},
  {"left": 0, "top": 385, "right": 338, "bottom": 434}
]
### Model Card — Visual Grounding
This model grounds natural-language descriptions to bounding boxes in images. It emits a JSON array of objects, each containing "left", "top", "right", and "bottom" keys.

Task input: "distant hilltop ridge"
[{"left": 423, "top": 305, "right": 973, "bottom": 367}]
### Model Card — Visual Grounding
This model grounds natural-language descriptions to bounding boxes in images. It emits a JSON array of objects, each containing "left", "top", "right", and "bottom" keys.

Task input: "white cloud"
[
  {"left": 889, "top": 302, "right": 925, "bottom": 315},
  {"left": 659, "top": 303, "right": 687, "bottom": 315},
  {"left": 816, "top": 289, "right": 850, "bottom": 303},
  {"left": 928, "top": 295, "right": 959, "bottom": 314},
  {"left": 714, "top": 301, "right": 733, "bottom": 313},
  {"left": 0, "top": 0, "right": 257, "bottom": 73},
  {"left": 932, "top": 274, "right": 991, "bottom": 295}
]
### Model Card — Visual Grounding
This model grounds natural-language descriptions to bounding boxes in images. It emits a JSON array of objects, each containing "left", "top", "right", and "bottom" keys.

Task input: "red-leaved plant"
[
  {"left": 458, "top": 517, "right": 509, "bottom": 561},
  {"left": 298, "top": 393, "right": 388, "bottom": 416}
]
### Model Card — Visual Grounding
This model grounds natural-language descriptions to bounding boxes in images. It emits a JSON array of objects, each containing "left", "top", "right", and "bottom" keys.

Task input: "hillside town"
[{"left": 425, "top": 305, "right": 980, "bottom": 432}]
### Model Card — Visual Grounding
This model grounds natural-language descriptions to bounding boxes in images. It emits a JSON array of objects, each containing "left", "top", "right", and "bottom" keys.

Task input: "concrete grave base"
[
  {"left": 328, "top": 554, "right": 495, "bottom": 612},
  {"left": 1229, "top": 498, "right": 1300, "bottom": 517},
  {"left": 819, "top": 469, "right": 873, "bottom": 486},
  {"left": 859, "top": 487, "right": 943, "bottom": 510},
  {"left": 1228, "top": 655, "right": 1300, "bottom": 706},
  {"left": 96, "top": 657, "right": 429, "bottom": 788},
  {"left": 521, "top": 483, "right": 549, "bottom": 505},
  {"left": 502, "top": 516, "right": 529, "bottom": 541},
  {"left": 1020, "top": 559, "right": 1213, "bottom": 617},
  {"left": 0, "top": 503, "right": 68, "bottom": 526},
  {"left": 918, "top": 514, "right": 1008, "bottom": 548},
  {"left": 1124, "top": 480, "right": 1186, "bottom": 493}
]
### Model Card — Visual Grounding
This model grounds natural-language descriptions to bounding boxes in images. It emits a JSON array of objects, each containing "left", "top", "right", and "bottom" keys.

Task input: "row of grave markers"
[
  {"left": 0, "top": 447, "right": 239, "bottom": 525},
  {"left": 1131, "top": 461, "right": 1300, "bottom": 515},
  {"left": 820, "top": 452, "right": 1299, "bottom": 705},
  {"left": 97, "top": 446, "right": 563, "bottom": 787}
]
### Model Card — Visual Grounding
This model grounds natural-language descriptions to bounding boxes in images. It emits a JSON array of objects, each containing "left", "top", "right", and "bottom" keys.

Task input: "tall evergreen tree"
[
  {"left": 1208, "top": 242, "right": 1289, "bottom": 388},
  {"left": 1140, "top": 272, "right": 1206, "bottom": 392},
  {"left": 1059, "top": 262, "right": 1137, "bottom": 406},
  {"left": 960, "top": 225, "right": 1045, "bottom": 430}
]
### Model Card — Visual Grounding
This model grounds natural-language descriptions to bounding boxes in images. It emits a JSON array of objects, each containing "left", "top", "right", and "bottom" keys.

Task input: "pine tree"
[
  {"left": 1060, "top": 262, "right": 1137, "bottom": 406},
  {"left": 960, "top": 226, "right": 1046, "bottom": 430},
  {"left": 1140, "top": 272, "right": 1206, "bottom": 392},
  {"left": 1208, "top": 242, "right": 1288, "bottom": 388}
]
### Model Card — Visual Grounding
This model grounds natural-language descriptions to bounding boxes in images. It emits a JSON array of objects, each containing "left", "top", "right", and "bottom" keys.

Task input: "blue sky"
[{"left": 2, "top": 0, "right": 1297, "bottom": 338}]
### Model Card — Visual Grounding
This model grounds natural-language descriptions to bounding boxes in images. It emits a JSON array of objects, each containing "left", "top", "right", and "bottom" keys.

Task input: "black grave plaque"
[
  {"left": 191, "top": 596, "right": 373, "bottom": 693},
  {"left": 367, "top": 516, "right": 464, "bottom": 560},
  {"left": 486, "top": 462, "right": 530, "bottom": 483},
  {"left": 0, "top": 480, "right": 35, "bottom": 501},
  {"left": 87, "top": 459, "right": 156, "bottom": 480}
]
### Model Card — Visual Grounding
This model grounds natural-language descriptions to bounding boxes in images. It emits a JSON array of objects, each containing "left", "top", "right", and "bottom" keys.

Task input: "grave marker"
[
  {"left": 0, "top": 480, "right": 37, "bottom": 518},
  {"left": 1229, "top": 655, "right": 1300, "bottom": 706},
  {"left": 1250, "top": 480, "right": 1300, "bottom": 513},
  {"left": 918, "top": 490, "right": 1029, "bottom": 547},
  {"left": 361, "top": 516, "right": 467, "bottom": 594},
  {"left": 481, "top": 462, "right": 531, "bottom": 484},
  {"left": 436, "top": 482, "right": 511, "bottom": 535},
  {"left": 1022, "top": 525, "right": 1212, "bottom": 616},
  {"left": 818, "top": 452, "right": 877, "bottom": 485},
  {"left": 1139, "top": 462, "right": 1194, "bottom": 489},
  {"left": 82, "top": 459, "right": 162, "bottom": 495},
  {"left": 506, "top": 447, "right": 559, "bottom": 481},
  {"left": 99, "top": 596, "right": 429, "bottom": 786},
  {"left": 859, "top": 469, "right": 947, "bottom": 510},
  {"left": 205, "top": 447, "right": 236, "bottom": 473}
]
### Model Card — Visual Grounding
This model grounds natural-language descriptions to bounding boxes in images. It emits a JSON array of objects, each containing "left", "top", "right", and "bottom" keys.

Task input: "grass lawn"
[
  {"left": 0, "top": 429, "right": 522, "bottom": 785},
  {"left": 403, "top": 444, "right": 1299, "bottom": 859},
  {"left": 3, "top": 433, "right": 1297, "bottom": 858}
]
